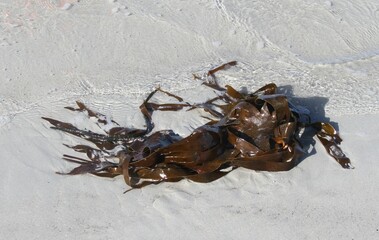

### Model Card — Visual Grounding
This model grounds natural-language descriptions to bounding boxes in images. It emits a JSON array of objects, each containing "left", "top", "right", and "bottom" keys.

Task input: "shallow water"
[{"left": 1, "top": 2, "right": 379, "bottom": 239}]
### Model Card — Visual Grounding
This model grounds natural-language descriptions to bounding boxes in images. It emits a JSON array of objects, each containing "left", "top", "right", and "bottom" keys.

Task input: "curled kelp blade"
[
  {"left": 43, "top": 61, "right": 352, "bottom": 190},
  {"left": 193, "top": 61, "right": 237, "bottom": 91},
  {"left": 312, "top": 122, "right": 353, "bottom": 169}
]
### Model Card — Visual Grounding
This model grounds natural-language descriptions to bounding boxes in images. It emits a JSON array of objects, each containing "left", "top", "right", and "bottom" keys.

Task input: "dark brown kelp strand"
[
  {"left": 312, "top": 122, "right": 352, "bottom": 168},
  {"left": 43, "top": 61, "right": 352, "bottom": 190}
]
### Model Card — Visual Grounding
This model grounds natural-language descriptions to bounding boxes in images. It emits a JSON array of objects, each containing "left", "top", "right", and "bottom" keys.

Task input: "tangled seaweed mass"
[{"left": 43, "top": 61, "right": 352, "bottom": 190}]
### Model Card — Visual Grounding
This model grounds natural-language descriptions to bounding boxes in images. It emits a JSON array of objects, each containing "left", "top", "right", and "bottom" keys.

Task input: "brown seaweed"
[{"left": 42, "top": 61, "right": 352, "bottom": 190}]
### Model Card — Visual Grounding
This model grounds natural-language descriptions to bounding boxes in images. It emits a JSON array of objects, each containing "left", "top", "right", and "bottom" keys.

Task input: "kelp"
[{"left": 42, "top": 61, "right": 352, "bottom": 190}]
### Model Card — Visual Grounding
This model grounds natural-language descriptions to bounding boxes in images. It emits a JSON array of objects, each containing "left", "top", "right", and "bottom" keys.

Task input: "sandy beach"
[{"left": 1, "top": 1, "right": 378, "bottom": 239}]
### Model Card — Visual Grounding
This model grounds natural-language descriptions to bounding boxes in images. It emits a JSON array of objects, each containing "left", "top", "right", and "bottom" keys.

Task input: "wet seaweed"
[{"left": 43, "top": 61, "right": 352, "bottom": 190}]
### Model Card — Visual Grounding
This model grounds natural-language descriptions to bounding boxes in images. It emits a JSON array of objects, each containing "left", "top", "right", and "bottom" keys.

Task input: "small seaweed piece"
[{"left": 43, "top": 61, "right": 352, "bottom": 190}]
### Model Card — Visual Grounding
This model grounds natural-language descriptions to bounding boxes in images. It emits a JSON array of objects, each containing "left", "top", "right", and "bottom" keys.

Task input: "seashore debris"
[{"left": 42, "top": 61, "right": 352, "bottom": 190}]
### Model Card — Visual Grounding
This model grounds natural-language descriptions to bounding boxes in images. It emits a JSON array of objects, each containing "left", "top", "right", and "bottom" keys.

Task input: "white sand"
[{"left": 1, "top": 0, "right": 378, "bottom": 239}]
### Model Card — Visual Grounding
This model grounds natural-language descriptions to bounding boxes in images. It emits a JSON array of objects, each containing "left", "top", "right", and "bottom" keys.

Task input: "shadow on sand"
[{"left": 277, "top": 85, "right": 338, "bottom": 165}]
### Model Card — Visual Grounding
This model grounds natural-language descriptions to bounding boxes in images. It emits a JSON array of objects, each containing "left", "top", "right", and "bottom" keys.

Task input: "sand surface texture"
[{"left": 1, "top": 1, "right": 378, "bottom": 239}]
